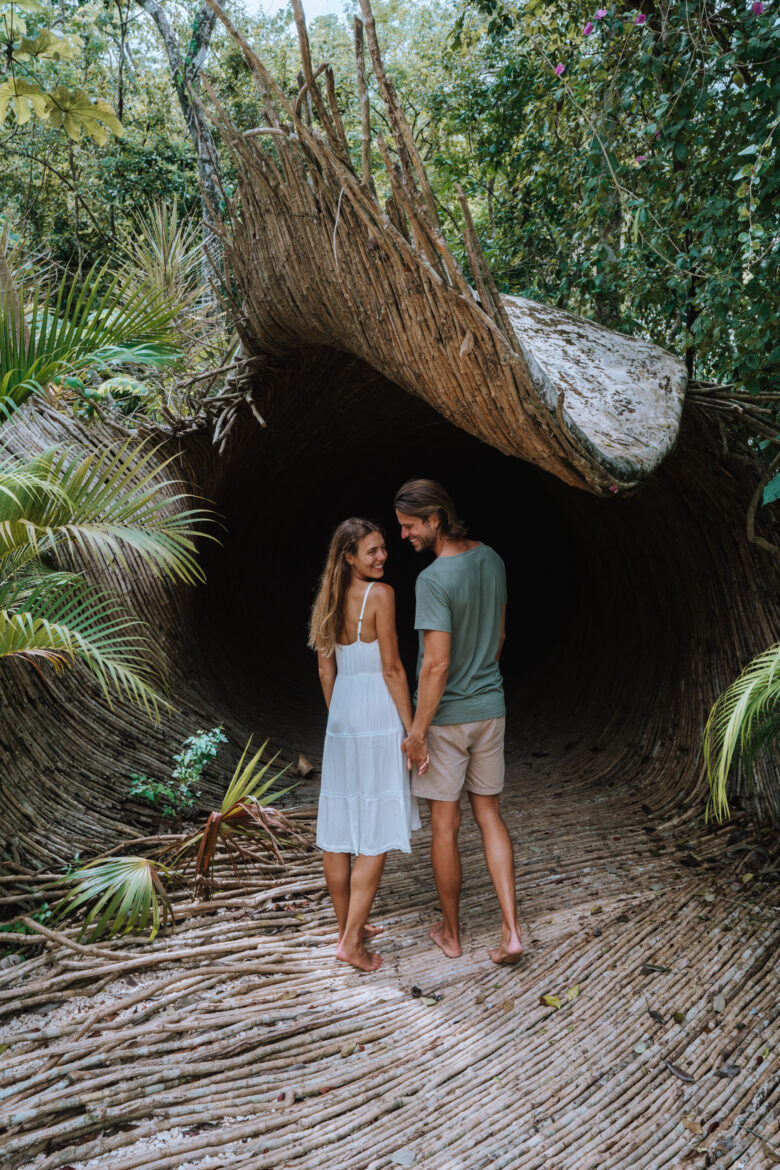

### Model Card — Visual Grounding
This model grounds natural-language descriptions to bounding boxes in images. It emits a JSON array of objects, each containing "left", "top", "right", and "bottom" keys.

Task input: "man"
[{"left": 395, "top": 479, "right": 523, "bottom": 964}]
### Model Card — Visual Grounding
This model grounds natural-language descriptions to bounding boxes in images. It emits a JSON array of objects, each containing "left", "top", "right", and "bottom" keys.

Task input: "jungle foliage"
[
  {"left": 1, "top": 0, "right": 777, "bottom": 403},
  {"left": 0, "top": 441, "right": 210, "bottom": 717}
]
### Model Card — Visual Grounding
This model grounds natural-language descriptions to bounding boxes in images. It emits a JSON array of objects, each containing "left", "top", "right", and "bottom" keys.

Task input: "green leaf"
[
  {"left": 0, "top": 263, "right": 181, "bottom": 407},
  {"left": 53, "top": 856, "right": 176, "bottom": 942},
  {"left": 0, "top": 79, "right": 48, "bottom": 126},
  {"left": 1, "top": 0, "right": 46, "bottom": 11},
  {"left": 704, "top": 642, "right": 780, "bottom": 821},
  {"left": 17, "top": 28, "right": 82, "bottom": 62},
  {"left": 44, "top": 86, "right": 123, "bottom": 144},
  {"left": 540, "top": 994, "right": 562, "bottom": 1009},
  {"left": 762, "top": 472, "right": 780, "bottom": 507}
]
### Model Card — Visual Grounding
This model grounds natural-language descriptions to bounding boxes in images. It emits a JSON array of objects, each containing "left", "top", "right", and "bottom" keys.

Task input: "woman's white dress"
[{"left": 317, "top": 583, "right": 420, "bottom": 855}]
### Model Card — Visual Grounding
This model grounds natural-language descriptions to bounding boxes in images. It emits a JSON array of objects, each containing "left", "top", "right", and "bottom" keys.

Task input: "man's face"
[{"left": 396, "top": 510, "right": 438, "bottom": 552}]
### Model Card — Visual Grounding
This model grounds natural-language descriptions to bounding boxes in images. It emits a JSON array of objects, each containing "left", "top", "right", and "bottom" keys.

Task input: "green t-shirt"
[{"left": 414, "top": 543, "right": 507, "bottom": 726}]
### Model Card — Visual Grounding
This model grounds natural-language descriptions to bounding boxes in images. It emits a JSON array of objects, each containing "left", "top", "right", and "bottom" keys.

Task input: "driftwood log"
[{"left": 0, "top": 0, "right": 779, "bottom": 869}]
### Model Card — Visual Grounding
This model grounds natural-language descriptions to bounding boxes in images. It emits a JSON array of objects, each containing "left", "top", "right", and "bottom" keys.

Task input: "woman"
[{"left": 309, "top": 518, "right": 420, "bottom": 972}]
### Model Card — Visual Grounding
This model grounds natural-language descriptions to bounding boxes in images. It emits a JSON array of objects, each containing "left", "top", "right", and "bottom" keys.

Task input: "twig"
[{"left": 746, "top": 450, "right": 780, "bottom": 562}]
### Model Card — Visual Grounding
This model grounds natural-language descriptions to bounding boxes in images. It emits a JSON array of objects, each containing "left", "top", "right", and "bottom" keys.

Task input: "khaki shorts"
[{"left": 412, "top": 717, "right": 505, "bottom": 801}]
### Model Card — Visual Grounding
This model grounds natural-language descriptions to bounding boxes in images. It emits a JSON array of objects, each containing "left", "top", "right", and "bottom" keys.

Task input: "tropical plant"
[
  {"left": 172, "top": 738, "right": 307, "bottom": 900},
  {"left": 0, "top": 440, "right": 210, "bottom": 718},
  {"left": 111, "top": 198, "right": 231, "bottom": 420},
  {"left": 0, "top": 261, "right": 182, "bottom": 412},
  {"left": 0, "top": 0, "right": 123, "bottom": 143},
  {"left": 54, "top": 856, "right": 176, "bottom": 942},
  {"left": 129, "top": 725, "right": 228, "bottom": 817},
  {"left": 49, "top": 741, "right": 306, "bottom": 942},
  {"left": 704, "top": 642, "right": 780, "bottom": 822},
  {"left": 116, "top": 198, "right": 204, "bottom": 312}
]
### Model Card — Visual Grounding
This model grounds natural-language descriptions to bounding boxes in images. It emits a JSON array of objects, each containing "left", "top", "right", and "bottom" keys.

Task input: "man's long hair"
[
  {"left": 309, "top": 518, "right": 384, "bottom": 656},
  {"left": 393, "top": 479, "right": 467, "bottom": 539}
]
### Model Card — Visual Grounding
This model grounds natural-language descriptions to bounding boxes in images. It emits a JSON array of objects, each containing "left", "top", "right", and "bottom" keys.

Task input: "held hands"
[{"left": 402, "top": 733, "right": 430, "bottom": 775}]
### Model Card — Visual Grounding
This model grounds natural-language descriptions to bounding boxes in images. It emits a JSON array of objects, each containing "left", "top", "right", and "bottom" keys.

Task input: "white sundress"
[{"left": 317, "top": 583, "right": 420, "bottom": 855}]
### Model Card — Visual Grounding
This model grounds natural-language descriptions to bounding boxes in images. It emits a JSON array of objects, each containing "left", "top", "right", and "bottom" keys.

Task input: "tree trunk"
[{"left": 135, "top": 0, "right": 223, "bottom": 276}]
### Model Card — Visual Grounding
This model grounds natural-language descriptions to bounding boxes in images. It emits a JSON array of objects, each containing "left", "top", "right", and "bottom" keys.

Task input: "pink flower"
[
  {"left": 608, "top": 484, "right": 619, "bottom": 493},
  {"left": 584, "top": 20, "right": 594, "bottom": 34},
  {"left": 635, "top": 11, "right": 647, "bottom": 23},
  {"left": 752, "top": 1, "right": 764, "bottom": 12},
  {"left": 636, "top": 154, "right": 647, "bottom": 161},
  {"left": 595, "top": 7, "right": 607, "bottom": 16},
  {"left": 555, "top": 63, "right": 565, "bottom": 75},
  {"left": 655, "top": 130, "right": 661, "bottom": 138}
]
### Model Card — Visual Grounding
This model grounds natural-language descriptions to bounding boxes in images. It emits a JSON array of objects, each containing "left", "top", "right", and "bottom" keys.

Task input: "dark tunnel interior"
[{"left": 189, "top": 348, "right": 695, "bottom": 776}]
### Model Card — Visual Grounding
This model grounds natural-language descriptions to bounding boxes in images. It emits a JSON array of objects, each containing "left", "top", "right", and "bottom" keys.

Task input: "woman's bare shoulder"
[{"left": 371, "top": 582, "right": 396, "bottom": 605}]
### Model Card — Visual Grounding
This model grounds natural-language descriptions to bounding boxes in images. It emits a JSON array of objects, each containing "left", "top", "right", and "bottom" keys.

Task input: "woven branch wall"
[{"left": 1, "top": 1, "right": 778, "bottom": 866}]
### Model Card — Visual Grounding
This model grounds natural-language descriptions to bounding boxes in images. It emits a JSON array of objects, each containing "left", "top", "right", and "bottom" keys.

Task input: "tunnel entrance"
[
  {"left": 195, "top": 385, "right": 577, "bottom": 752},
  {"left": 189, "top": 347, "right": 719, "bottom": 796}
]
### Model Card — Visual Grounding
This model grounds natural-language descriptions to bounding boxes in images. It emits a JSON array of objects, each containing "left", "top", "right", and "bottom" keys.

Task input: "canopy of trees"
[{"left": 1, "top": 0, "right": 777, "bottom": 399}]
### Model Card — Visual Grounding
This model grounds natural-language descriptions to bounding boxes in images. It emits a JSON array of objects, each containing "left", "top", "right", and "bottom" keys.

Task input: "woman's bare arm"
[
  {"left": 374, "top": 585, "right": 414, "bottom": 734},
  {"left": 317, "top": 651, "right": 337, "bottom": 708}
]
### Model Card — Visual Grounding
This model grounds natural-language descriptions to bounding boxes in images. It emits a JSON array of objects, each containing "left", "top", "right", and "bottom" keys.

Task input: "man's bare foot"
[
  {"left": 336, "top": 940, "right": 383, "bottom": 971},
  {"left": 488, "top": 925, "right": 523, "bottom": 965},
  {"left": 429, "top": 921, "right": 462, "bottom": 958}
]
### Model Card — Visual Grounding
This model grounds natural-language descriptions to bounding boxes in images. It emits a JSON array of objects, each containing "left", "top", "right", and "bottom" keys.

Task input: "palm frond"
[
  {"left": 0, "top": 263, "right": 182, "bottom": 407},
  {"left": 54, "top": 856, "right": 176, "bottom": 941},
  {"left": 219, "top": 738, "right": 286, "bottom": 812},
  {"left": 116, "top": 198, "right": 204, "bottom": 308},
  {"left": 170, "top": 739, "right": 302, "bottom": 900},
  {"left": 0, "top": 442, "right": 213, "bottom": 583},
  {"left": 0, "top": 576, "right": 167, "bottom": 719},
  {"left": 704, "top": 641, "right": 780, "bottom": 821}
]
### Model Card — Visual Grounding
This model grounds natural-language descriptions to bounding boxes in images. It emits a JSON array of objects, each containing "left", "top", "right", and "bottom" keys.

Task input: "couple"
[{"left": 309, "top": 479, "right": 522, "bottom": 972}]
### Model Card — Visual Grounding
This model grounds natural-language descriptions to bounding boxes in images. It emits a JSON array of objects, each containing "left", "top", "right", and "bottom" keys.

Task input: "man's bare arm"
[
  {"left": 497, "top": 605, "right": 506, "bottom": 661},
  {"left": 404, "top": 629, "right": 451, "bottom": 770}
]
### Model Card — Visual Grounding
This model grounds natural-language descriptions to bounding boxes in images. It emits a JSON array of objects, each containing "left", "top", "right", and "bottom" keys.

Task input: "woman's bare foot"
[
  {"left": 429, "top": 921, "right": 462, "bottom": 958},
  {"left": 337, "top": 923, "right": 384, "bottom": 944},
  {"left": 488, "top": 925, "right": 523, "bottom": 965},
  {"left": 336, "top": 939, "right": 383, "bottom": 971}
]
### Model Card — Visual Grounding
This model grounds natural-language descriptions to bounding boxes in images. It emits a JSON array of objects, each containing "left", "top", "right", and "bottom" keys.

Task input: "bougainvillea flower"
[
  {"left": 584, "top": 20, "right": 594, "bottom": 34},
  {"left": 636, "top": 154, "right": 647, "bottom": 161},
  {"left": 596, "top": 8, "right": 607, "bottom": 16},
  {"left": 752, "top": 1, "right": 764, "bottom": 12},
  {"left": 635, "top": 12, "right": 647, "bottom": 23},
  {"left": 555, "top": 63, "right": 565, "bottom": 75}
]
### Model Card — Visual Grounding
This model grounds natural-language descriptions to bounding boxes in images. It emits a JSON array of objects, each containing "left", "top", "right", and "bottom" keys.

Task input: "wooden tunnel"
[{"left": 0, "top": 0, "right": 778, "bottom": 866}]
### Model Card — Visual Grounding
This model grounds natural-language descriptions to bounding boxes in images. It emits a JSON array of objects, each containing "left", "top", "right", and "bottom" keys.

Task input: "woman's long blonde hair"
[{"left": 309, "top": 518, "right": 384, "bottom": 656}]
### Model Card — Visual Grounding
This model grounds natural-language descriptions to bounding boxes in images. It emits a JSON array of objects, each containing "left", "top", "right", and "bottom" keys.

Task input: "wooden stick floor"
[{"left": 1, "top": 765, "right": 777, "bottom": 1169}]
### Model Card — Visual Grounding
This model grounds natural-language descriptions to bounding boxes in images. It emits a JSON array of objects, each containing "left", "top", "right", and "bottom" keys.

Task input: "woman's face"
[{"left": 346, "top": 530, "right": 387, "bottom": 579}]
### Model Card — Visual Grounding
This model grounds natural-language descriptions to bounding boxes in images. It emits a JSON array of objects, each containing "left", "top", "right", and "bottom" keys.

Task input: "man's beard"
[{"left": 416, "top": 528, "right": 437, "bottom": 552}]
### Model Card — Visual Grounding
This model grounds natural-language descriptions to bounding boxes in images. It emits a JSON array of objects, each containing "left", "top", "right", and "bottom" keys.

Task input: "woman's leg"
[
  {"left": 322, "top": 851, "right": 351, "bottom": 938},
  {"left": 336, "top": 853, "right": 386, "bottom": 971}
]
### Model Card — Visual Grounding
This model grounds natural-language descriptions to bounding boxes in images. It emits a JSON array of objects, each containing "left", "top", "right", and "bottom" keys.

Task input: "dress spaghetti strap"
[{"left": 356, "top": 581, "right": 374, "bottom": 643}]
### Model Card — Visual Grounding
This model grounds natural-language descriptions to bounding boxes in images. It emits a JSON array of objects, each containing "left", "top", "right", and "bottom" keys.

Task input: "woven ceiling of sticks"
[
  {"left": 207, "top": 0, "right": 686, "bottom": 496},
  {"left": 0, "top": 0, "right": 779, "bottom": 874}
]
